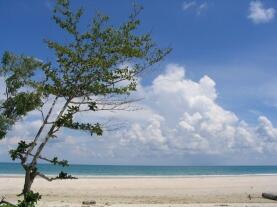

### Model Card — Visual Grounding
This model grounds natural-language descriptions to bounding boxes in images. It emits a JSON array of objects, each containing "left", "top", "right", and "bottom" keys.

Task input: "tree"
[{"left": 0, "top": 0, "right": 170, "bottom": 206}]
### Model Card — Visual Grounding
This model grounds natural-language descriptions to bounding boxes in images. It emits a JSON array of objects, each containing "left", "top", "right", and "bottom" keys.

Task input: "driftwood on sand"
[
  {"left": 262, "top": 193, "right": 277, "bottom": 201},
  {"left": 82, "top": 200, "right": 97, "bottom": 205}
]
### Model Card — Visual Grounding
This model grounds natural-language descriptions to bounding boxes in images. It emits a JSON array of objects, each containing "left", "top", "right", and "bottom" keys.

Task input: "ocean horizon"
[{"left": 1, "top": 162, "right": 277, "bottom": 177}]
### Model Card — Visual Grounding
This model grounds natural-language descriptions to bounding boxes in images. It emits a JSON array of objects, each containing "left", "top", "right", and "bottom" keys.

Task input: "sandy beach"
[{"left": 1, "top": 175, "right": 277, "bottom": 206}]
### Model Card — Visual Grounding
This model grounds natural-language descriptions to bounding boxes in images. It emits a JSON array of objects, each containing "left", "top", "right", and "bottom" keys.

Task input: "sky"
[{"left": 1, "top": 0, "right": 277, "bottom": 165}]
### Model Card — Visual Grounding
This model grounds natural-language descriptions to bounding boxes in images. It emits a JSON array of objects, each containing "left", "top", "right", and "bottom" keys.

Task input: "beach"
[{"left": 1, "top": 175, "right": 277, "bottom": 207}]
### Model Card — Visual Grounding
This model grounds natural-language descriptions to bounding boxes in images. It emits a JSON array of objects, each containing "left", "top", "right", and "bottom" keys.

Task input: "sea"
[{"left": 1, "top": 162, "right": 277, "bottom": 177}]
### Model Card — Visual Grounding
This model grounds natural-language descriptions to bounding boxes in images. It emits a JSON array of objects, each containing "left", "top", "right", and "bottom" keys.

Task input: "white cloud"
[
  {"left": 248, "top": 1, "right": 275, "bottom": 24},
  {"left": 0, "top": 77, "right": 5, "bottom": 100},
  {"left": 182, "top": 1, "right": 197, "bottom": 10},
  {"left": 120, "top": 65, "right": 242, "bottom": 152},
  {"left": 182, "top": 1, "right": 208, "bottom": 15},
  {"left": 2, "top": 64, "right": 277, "bottom": 164},
  {"left": 117, "top": 64, "right": 277, "bottom": 157},
  {"left": 197, "top": 3, "right": 208, "bottom": 15},
  {"left": 256, "top": 116, "right": 277, "bottom": 143}
]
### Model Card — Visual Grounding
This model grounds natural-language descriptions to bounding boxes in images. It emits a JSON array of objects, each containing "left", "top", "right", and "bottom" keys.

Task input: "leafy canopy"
[
  {"left": 0, "top": 0, "right": 170, "bottom": 140},
  {"left": 0, "top": 0, "right": 170, "bottom": 205}
]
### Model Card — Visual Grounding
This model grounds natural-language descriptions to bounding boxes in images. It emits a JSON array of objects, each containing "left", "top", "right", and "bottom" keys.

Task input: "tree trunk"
[{"left": 22, "top": 169, "right": 35, "bottom": 198}]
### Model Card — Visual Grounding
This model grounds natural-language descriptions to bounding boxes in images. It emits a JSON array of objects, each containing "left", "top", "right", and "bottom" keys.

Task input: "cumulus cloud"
[
  {"left": 119, "top": 65, "right": 259, "bottom": 154},
  {"left": 256, "top": 116, "right": 277, "bottom": 143},
  {"left": 248, "top": 1, "right": 275, "bottom": 24},
  {"left": 182, "top": 1, "right": 208, "bottom": 15},
  {"left": 1, "top": 64, "right": 277, "bottom": 164}
]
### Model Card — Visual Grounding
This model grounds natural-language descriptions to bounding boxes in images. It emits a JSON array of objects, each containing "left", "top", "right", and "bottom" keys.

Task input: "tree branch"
[
  {"left": 70, "top": 98, "right": 143, "bottom": 105},
  {"left": 24, "top": 152, "right": 68, "bottom": 167},
  {"left": 36, "top": 171, "right": 77, "bottom": 182},
  {"left": 30, "top": 98, "right": 71, "bottom": 167},
  {"left": 25, "top": 96, "right": 59, "bottom": 160},
  {"left": 38, "top": 108, "right": 45, "bottom": 122},
  {"left": 23, "top": 152, "right": 52, "bottom": 163},
  {"left": 36, "top": 172, "right": 56, "bottom": 182},
  {"left": 70, "top": 98, "right": 142, "bottom": 112}
]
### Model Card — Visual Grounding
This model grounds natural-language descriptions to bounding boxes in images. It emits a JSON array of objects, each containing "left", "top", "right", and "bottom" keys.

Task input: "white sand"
[{"left": 1, "top": 175, "right": 277, "bottom": 206}]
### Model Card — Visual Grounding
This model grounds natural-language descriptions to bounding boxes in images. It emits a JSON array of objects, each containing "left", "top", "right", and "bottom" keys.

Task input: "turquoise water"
[{"left": 1, "top": 162, "right": 277, "bottom": 176}]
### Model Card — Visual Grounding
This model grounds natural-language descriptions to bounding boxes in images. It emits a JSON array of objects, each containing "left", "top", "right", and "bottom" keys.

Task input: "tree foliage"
[{"left": 0, "top": 0, "right": 170, "bottom": 205}]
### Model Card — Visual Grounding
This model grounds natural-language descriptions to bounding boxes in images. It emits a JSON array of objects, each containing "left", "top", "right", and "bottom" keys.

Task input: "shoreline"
[{"left": 2, "top": 173, "right": 277, "bottom": 178}]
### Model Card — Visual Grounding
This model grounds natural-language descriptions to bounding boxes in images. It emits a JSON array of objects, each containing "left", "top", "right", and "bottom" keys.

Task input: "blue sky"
[{"left": 1, "top": 0, "right": 277, "bottom": 165}]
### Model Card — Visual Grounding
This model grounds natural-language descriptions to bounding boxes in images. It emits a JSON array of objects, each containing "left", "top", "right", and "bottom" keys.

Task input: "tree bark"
[
  {"left": 22, "top": 169, "right": 36, "bottom": 197},
  {"left": 25, "top": 96, "right": 58, "bottom": 160},
  {"left": 20, "top": 98, "right": 70, "bottom": 197},
  {"left": 31, "top": 98, "right": 71, "bottom": 167}
]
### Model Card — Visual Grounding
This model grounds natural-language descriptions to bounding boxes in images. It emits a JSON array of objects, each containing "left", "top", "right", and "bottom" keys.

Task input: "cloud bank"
[
  {"left": 1, "top": 64, "right": 277, "bottom": 165},
  {"left": 119, "top": 64, "right": 277, "bottom": 155}
]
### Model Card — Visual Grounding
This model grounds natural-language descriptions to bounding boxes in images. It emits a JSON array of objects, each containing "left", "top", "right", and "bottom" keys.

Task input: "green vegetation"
[{"left": 0, "top": 0, "right": 170, "bottom": 206}]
